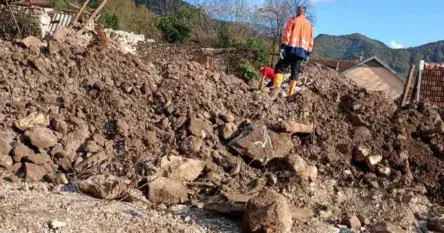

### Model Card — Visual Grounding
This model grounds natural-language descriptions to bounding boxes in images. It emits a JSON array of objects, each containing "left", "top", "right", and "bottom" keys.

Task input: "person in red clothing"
[{"left": 260, "top": 66, "right": 276, "bottom": 88}]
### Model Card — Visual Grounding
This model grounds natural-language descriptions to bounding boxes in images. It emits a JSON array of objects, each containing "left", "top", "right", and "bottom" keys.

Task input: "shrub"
[
  {"left": 236, "top": 60, "right": 260, "bottom": 81},
  {"left": 157, "top": 14, "right": 191, "bottom": 43},
  {"left": 100, "top": 12, "right": 119, "bottom": 30},
  {"left": 0, "top": 10, "right": 41, "bottom": 40}
]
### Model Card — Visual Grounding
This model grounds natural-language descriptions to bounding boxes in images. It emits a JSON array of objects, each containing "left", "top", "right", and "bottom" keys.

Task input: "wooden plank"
[{"left": 400, "top": 64, "right": 416, "bottom": 107}]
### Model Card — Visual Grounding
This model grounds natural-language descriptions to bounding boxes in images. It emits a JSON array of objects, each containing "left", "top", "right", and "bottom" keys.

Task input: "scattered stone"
[
  {"left": 188, "top": 116, "right": 213, "bottom": 138},
  {"left": 357, "top": 214, "right": 370, "bottom": 226},
  {"left": 399, "top": 150, "right": 409, "bottom": 162},
  {"left": 121, "top": 188, "right": 144, "bottom": 202},
  {"left": 13, "top": 141, "right": 35, "bottom": 162},
  {"left": 180, "top": 136, "right": 203, "bottom": 154},
  {"left": 161, "top": 156, "right": 206, "bottom": 182},
  {"left": 86, "top": 141, "right": 100, "bottom": 153},
  {"left": 79, "top": 174, "right": 128, "bottom": 200},
  {"left": 203, "top": 202, "right": 245, "bottom": 217},
  {"left": 49, "top": 220, "right": 67, "bottom": 229},
  {"left": 370, "top": 222, "right": 404, "bottom": 233},
  {"left": 148, "top": 177, "right": 188, "bottom": 205},
  {"left": 74, "top": 151, "right": 108, "bottom": 172},
  {"left": 25, "top": 162, "right": 49, "bottom": 182},
  {"left": 355, "top": 145, "right": 370, "bottom": 162},
  {"left": 366, "top": 155, "right": 383, "bottom": 170},
  {"left": 377, "top": 165, "right": 391, "bottom": 177},
  {"left": 53, "top": 119, "right": 68, "bottom": 135},
  {"left": 221, "top": 123, "right": 237, "bottom": 140},
  {"left": 219, "top": 112, "right": 235, "bottom": 123},
  {"left": 341, "top": 214, "right": 362, "bottom": 229},
  {"left": 244, "top": 189, "right": 292, "bottom": 233},
  {"left": 48, "top": 40, "right": 61, "bottom": 55},
  {"left": 300, "top": 165, "right": 318, "bottom": 182},
  {"left": 0, "top": 155, "right": 13, "bottom": 168},
  {"left": 0, "top": 136, "right": 12, "bottom": 155},
  {"left": 25, "top": 153, "right": 52, "bottom": 165},
  {"left": 285, "top": 154, "right": 307, "bottom": 173},
  {"left": 25, "top": 127, "right": 58, "bottom": 150},
  {"left": 52, "top": 27, "right": 70, "bottom": 41},
  {"left": 229, "top": 125, "right": 294, "bottom": 165},
  {"left": 291, "top": 207, "right": 315, "bottom": 220},
  {"left": 14, "top": 112, "right": 50, "bottom": 131},
  {"left": 19, "top": 36, "right": 43, "bottom": 49}
]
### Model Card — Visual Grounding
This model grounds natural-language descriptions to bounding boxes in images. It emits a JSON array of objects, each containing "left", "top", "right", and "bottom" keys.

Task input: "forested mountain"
[{"left": 313, "top": 33, "right": 444, "bottom": 75}]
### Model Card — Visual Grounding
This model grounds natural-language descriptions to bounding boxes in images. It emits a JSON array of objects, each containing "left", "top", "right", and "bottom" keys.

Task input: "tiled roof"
[{"left": 311, "top": 57, "right": 359, "bottom": 72}]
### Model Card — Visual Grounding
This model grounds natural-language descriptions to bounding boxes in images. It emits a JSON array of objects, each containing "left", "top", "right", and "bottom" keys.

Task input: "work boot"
[
  {"left": 273, "top": 73, "right": 284, "bottom": 88},
  {"left": 287, "top": 80, "right": 297, "bottom": 96}
]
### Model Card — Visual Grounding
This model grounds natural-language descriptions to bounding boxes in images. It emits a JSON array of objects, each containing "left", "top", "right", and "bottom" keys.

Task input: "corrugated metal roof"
[{"left": 48, "top": 12, "right": 73, "bottom": 34}]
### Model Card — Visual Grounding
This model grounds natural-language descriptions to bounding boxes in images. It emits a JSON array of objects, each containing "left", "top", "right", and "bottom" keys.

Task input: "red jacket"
[{"left": 261, "top": 67, "right": 275, "bottom": 80}]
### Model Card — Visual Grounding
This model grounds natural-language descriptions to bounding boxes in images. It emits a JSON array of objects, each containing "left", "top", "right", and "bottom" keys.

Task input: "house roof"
[
  {"left": 311, "top": 57, "right": 359, "bottom": 72},
  {"left": 342, "top": 56, "right": 405, "bottom": 83}
]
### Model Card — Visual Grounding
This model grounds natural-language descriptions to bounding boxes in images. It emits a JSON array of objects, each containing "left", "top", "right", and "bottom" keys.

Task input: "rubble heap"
[{"left": 0, "top": 35, "right": 443, "bottom": 232}]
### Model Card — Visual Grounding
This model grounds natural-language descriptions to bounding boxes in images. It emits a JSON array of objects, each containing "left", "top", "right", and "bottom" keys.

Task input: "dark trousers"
[{"left": 274, "top": 54, "right": 304, "bottom": 80}]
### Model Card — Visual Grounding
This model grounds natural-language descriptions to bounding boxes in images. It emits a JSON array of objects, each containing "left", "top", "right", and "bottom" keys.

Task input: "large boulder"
[
  {"left": 13, "top": 141, "right": 35, "bottom": 162},
  {"left": 244, "top": 189, "right": 292, "bottom": 233},
  {"left": 79, "top": 175, "right": 128, "bottom": 200},
  {"left": 148, "top": 177, "right": 188, "bottom": 205},
  {"left": 188, "top": 116, "right": 213, "bottom": 138},
  {"left": 229, "top": 125, "right": 294, "bottom": 165},
  {"left": 25, "top": 127, "right": 58, "bottom": 150},
  {"left": 25, "top": 162, "right": 49, "bottom": 182},
  {"left": 370, "top": 222, "right": 405, "bottom": 233},
  {"left": 160, "top": 156, "right": 206, "bottom": 182}
]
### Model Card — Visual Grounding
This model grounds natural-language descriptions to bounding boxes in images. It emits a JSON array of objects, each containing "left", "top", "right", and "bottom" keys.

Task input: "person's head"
[{"left": 297, "top": 6, "right": 306, "bottom": 16}]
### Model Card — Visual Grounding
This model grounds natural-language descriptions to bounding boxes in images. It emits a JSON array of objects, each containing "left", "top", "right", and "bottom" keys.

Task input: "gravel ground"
[{"left": 0, "top": 181, "right": 242, "bottom": 233}]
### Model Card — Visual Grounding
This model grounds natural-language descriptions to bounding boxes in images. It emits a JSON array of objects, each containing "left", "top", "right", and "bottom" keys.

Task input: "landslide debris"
[{"left": 0, "top": 35, "right": 443, "bottom": 232}]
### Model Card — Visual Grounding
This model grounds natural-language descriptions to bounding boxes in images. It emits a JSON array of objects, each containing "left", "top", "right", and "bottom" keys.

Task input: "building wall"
[
  {"left": 420, "top": 64, "right": 444, "bottom": 108},
  {"left": 343, "top": 60, "right": 404, "bottom": 99}
]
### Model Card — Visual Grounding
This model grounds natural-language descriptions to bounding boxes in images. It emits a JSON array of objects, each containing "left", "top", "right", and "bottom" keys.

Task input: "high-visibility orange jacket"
[{"left": 282, "top": 15, "right": 314, "bottom": 59}]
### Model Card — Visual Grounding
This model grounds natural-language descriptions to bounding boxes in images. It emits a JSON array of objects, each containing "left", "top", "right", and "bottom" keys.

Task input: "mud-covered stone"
[
  {"left": 244, "top": 189, "right": 292, "bottom": 233},
  {"left": 188, "top": 116, "right": 213, "bottom": 138},
  {"left": 13, "top": 141, "right": 35, "bottom": 163},
  {"left": 229, "top": 125, "right": 294, "bottom": 165},
  {"left": 180, "top": 136, "right": 203, "bottom": 154},
  {"left": 25, "top": 127, "right": 58, "bottom": 150},
  {"left": 25, "top": 162, "right": 49, "bottom": 182},
  {"left": 370, "top": 222, "right": 404, "bottom": 233},
  {"left": 148, "top": 177, "right": 187, "bottom": 204}
]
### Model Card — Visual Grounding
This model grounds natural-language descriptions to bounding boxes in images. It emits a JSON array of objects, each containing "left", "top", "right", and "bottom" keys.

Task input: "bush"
[
  {"left": 236, "top": 60, "right": 260, "bottom": 81},
  {"left": 100, "top": 12, "right": 119, "bottom": 30},
  {"left": 157, "top": 14, "right": 191, "bottom": 43},
  {"left": 243, "top": 38, "right": 269, "bottom": 67},
  {"left": 0, "top": 10, "right": 41, "bottom": 40}
]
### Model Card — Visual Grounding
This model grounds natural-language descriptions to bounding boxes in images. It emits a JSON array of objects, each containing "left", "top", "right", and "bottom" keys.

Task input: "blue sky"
[{"left": 254, "top": 0, "right": 444, "bottom": 48}]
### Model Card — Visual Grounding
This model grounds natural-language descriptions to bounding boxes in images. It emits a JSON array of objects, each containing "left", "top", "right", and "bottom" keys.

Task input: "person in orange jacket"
[{"left": 273, "top": 6, "right": 314, "bottom": 96}]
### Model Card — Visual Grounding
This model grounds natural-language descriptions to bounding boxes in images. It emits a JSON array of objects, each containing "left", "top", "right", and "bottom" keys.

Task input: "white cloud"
[
  {"left": 312, "top": 0, "right": 336, "bottom": 3},
  {"left": 388, "top": 41, "right": 404, "bottom": 49}
]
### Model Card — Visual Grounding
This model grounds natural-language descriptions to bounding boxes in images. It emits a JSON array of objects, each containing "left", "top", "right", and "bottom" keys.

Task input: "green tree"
[
  {"left": 100, "top": 12, "right": 119, "bottom": 30},
  {"left": 157, "top": 14, "right": 191, "bottom": 43}
]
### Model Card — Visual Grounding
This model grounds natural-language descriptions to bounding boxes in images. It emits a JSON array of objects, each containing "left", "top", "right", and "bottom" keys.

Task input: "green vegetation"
[
  {"left": 0, "top": 9, "right": 41, "bottom": 40},
  {"left": 313, "top": 33, "right": 444, "bottom": 76},
  {"left": 99, "top": 12, "right": 119, "bottom": 30},
  {"left": 236, "top": 60, "right": 260, "bottom": 80}
]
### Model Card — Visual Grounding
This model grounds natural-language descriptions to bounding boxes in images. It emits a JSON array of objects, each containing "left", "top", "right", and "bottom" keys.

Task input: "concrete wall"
[{"left": 343, "top": 60, "right": 404, "bottom": 99}]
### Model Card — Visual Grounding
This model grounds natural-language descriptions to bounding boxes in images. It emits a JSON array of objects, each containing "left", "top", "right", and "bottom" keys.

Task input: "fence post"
[
  {"left": 415, "top": 60, "right": 425, "bottom": 102},
  {"left": 400, "top": 64, "right": 416, "bottom": 107}
]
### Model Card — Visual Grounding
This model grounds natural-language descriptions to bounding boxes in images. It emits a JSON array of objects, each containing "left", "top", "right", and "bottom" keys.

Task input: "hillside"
[{"left": 313, "top": 33, "right": 444, "bottom": 75}]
